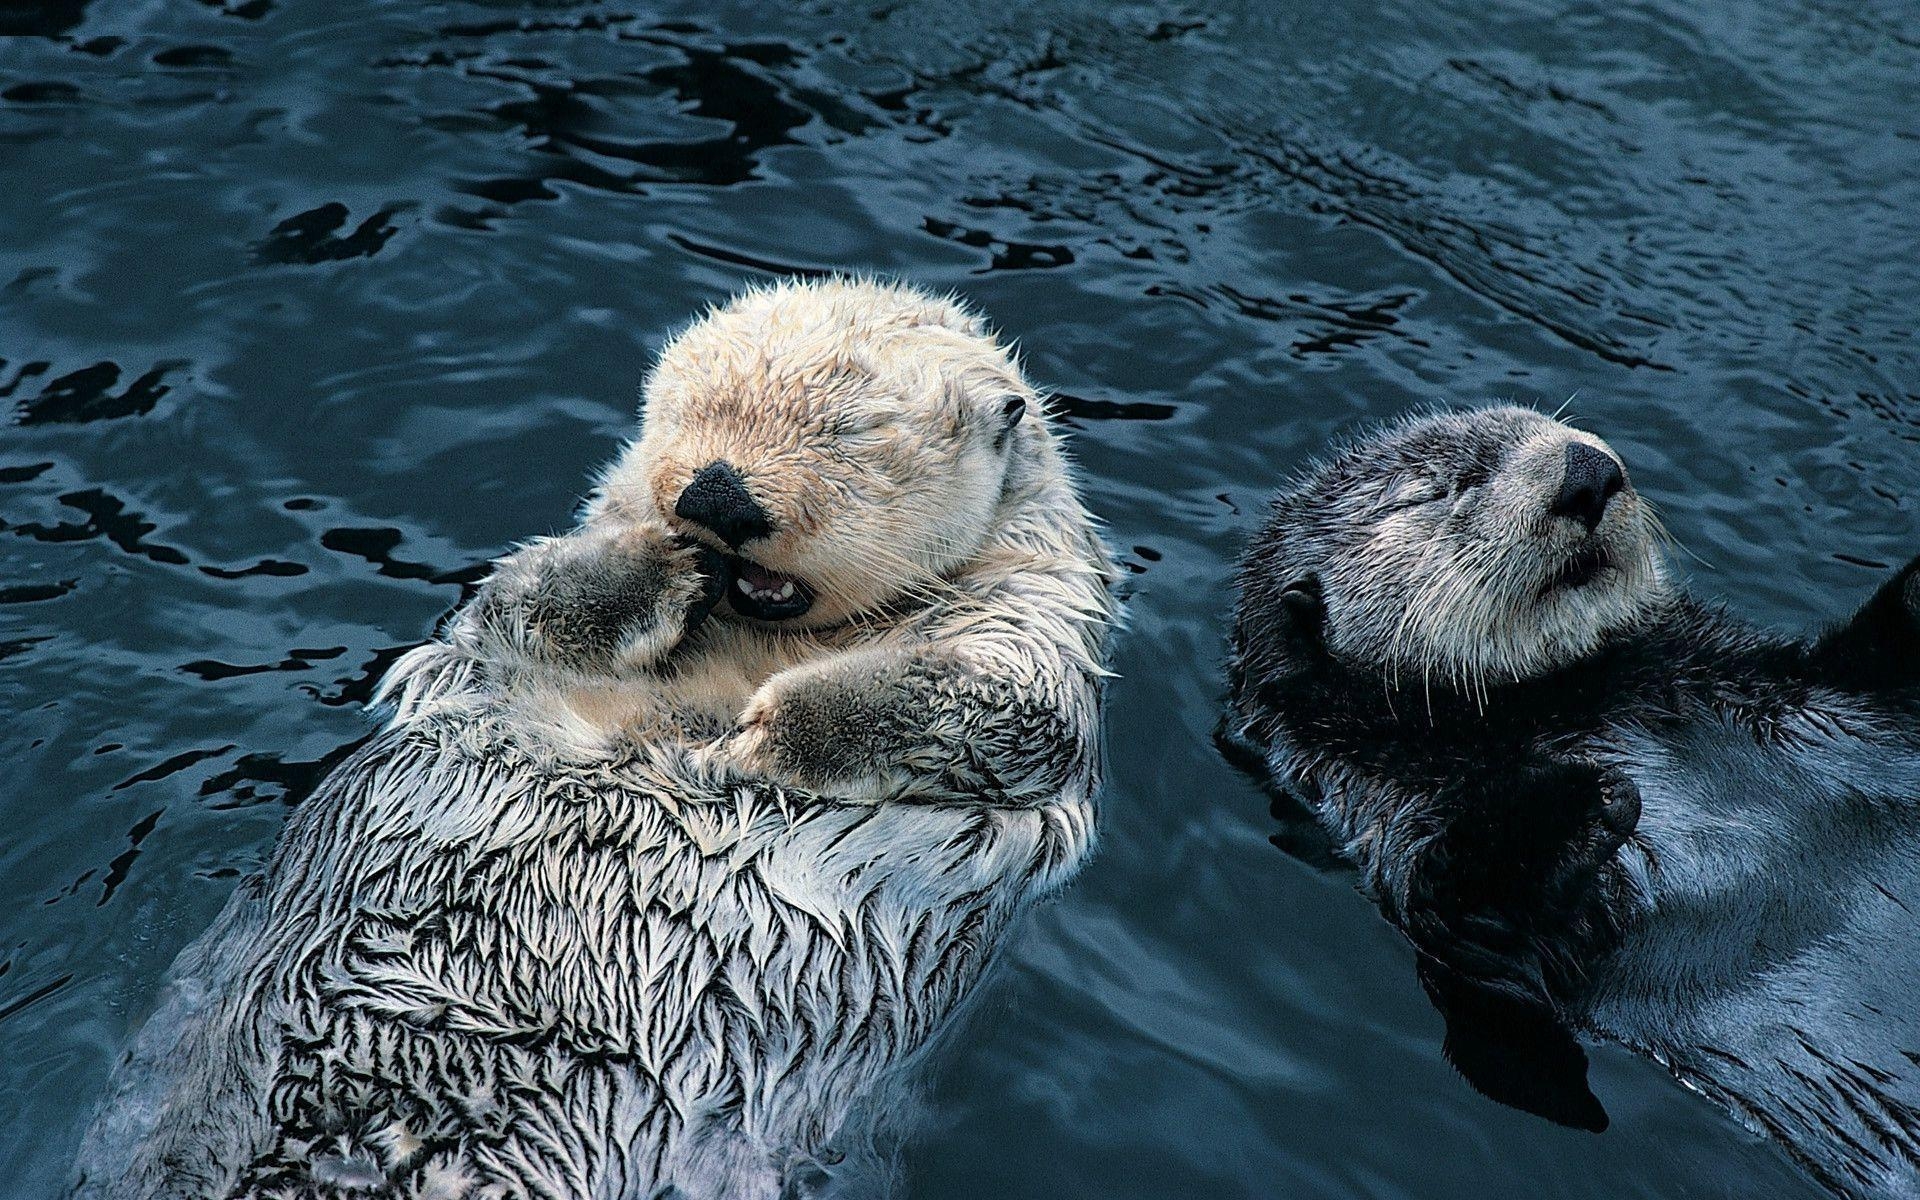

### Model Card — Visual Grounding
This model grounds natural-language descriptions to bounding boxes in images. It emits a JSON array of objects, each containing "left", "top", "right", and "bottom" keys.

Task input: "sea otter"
[
  {"left": 74, "top": 278, "right": 1116, "bottom": 1200},
  {"left": 1224, "top": 405, "right": 1920, "bottom": 1199}
]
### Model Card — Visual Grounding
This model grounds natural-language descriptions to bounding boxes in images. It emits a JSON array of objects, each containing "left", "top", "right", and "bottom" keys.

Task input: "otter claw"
[{"left": 681, "top": 542, "right": 732, "bottom": 635}]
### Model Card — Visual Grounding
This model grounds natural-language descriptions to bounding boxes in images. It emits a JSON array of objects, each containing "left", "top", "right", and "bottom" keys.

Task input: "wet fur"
[
  {"left": 74, "top": 279, "right": 1116, "bottom": 1200},
  {"left": 1227, "top": 406, "right": 1920, "bottom": 1198}
]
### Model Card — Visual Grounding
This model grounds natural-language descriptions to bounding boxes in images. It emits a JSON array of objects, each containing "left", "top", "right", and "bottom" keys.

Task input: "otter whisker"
[{"left": 1641, "top": 497, "right": 1712, "bottom": 571}]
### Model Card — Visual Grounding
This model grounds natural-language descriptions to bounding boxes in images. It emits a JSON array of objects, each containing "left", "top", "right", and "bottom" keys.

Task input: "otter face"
[
  {"left": 591, "top": 278, "right": 1033, "bottom": 629},
  {"left": 1251, "top": 406, "right": 1671, "bottom": 688}
]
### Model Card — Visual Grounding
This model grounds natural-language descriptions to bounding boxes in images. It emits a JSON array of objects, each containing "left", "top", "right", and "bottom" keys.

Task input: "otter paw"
[
  {"left": 1594, "top": 767, "right": 1642, "bottom": 844},
  {"left": 727, "top": 652, "right": 921, "bottom": 798},
  {"left": 474, "top": 525, "right": 729, "bottom": 672},
  {"left": 1538, "top": 765, "right": 1638, "bottom": 903}
]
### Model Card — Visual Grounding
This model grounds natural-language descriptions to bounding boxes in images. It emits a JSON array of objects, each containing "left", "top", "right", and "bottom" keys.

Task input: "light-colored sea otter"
[
  {"left": 74, "top": 278, "right": 1116, "bottom": 1200},
  {"left": 1225, "top": 405, "right": 1920, "bottom": 1199}
]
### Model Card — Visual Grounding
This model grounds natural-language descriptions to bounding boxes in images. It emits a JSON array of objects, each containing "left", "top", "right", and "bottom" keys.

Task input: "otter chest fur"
[{"left": 81, "top": 709, "right": 1085, "bottom": 1200}]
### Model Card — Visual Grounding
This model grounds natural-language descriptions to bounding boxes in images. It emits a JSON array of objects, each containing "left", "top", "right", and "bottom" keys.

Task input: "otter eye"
[
  {"left": 828, "top": 411, "right": 901, "bottom": 441},
  {"left": 1379, "top": 477, "right": 1446, "bottom": 514}
]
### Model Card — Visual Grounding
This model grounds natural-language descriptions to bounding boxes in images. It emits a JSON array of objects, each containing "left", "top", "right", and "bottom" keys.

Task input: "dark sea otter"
[{"left": 1225, "top": 405, "right": 1920, "bottom": 1199}]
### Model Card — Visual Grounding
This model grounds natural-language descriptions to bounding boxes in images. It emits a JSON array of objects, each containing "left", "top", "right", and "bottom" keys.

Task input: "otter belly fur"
[
  {"left": 74, "top": 278, "right": 1116, "bottom": 1200},
  {"left": 1225, "top": 405, "right": 1920, "bottom": 1199},
  {"left": 1593, "top": 697, "right": 1920, "bottom": 1198}
]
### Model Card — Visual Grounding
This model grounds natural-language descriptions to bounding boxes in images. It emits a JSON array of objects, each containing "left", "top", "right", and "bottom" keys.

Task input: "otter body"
[
  {"left": 1226, "top": 406, "right": 1920, "bottom": 1198},
  {"left": 76, "top": 279, "right": 1115, "bottom": 1199}
]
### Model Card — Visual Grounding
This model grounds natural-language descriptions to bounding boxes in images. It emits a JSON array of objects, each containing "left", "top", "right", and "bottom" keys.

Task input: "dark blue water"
[{"left": 2, "top": 1, "right": 1915, "bottom": 1195}]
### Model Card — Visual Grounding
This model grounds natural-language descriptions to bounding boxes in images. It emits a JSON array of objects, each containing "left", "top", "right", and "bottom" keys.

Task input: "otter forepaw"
[
  {"left": 470, "top": 524, "right": 730, "bottom": 673},
  {"left": 1593, "top": 766, "right": 1642, "bottom": 844},
  {"left": 1534, "top": 762, "right": 1639, "bottom": 905},
  {"left": 725, "top": 651, "right": 923, "bottom": 801}
]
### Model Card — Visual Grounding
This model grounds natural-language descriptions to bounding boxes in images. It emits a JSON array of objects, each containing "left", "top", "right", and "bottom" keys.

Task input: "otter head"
[
  {"left": 591, "top": 277, "right": 1034, "bottom": 628},
  {"left": 1243, "top": 406, "right": 1672, "bottom": 690}
]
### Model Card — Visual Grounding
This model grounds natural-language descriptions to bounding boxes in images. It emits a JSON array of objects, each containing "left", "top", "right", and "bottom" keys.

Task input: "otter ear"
[
  {"left": 1280, "top": 573, "right": 1325, "bottom": 633},
  {"left": 993, "top": 395, "right": 1027, "bottom": 450},
  {"left": 1267, "top": 572, "right": 1328, "bottom": 663}
]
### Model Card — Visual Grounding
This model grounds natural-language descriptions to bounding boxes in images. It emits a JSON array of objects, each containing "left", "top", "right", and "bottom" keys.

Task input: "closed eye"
[
  {"left": 1453, "top": 462, "right": 1492, "bottom": 493},
  {"left": 1377, "top": 480, "right": 1447, "bottom": 514},
  {"left": 826, "top": 416, "right": 903, "bottom": 443}
]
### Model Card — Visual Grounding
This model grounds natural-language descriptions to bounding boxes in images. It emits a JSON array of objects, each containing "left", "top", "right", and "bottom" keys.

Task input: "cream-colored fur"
[
  {"left": 476, "top": 278, "right": 1096, "bottom": 777},
  {"left": 601, "top": 277, "right": 1030, "bottom": 630},
  {"left": 73, "top": 278, "right": 1116, "bottom": 1200}
]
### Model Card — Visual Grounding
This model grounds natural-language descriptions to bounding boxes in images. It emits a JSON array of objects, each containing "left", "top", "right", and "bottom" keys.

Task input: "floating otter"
[
  {"left": 75, "top": 278, "right": 1116, "bottom": 1199},
  {"left": 1224, "top": 405, "right": 1920, "bottom": 1198}
]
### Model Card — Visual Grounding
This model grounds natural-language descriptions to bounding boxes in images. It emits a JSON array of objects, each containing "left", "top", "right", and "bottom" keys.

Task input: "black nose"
[
  {"left": 674, "top": 461, "right": 773, "bottom": 549},
  {"left": 1550, "top": 442, "right": 1626, "bottom": 534}
]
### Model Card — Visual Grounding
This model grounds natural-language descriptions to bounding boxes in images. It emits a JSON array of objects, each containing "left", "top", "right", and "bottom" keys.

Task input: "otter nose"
[
  {"left": 1550, "top": 442, "right": 1626, "bottom": 534},
  {"left": 675, "top": 461, "right": 773, "bottom": 549}
]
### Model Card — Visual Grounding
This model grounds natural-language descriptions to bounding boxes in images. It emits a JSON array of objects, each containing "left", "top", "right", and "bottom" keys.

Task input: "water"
[{"left": 1, "top": 1, "right": 1914, "bottom": 1195}]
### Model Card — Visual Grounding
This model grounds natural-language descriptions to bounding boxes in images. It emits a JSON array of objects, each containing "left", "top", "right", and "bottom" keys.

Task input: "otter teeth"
[{"left": 736, "top": 578, "right": 797, "bottom": 601}]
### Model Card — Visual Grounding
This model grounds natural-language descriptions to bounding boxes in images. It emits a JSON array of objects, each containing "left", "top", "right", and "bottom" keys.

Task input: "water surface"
[{"left": 2, "top": 1, "right": 1915, "bottom": 1195}]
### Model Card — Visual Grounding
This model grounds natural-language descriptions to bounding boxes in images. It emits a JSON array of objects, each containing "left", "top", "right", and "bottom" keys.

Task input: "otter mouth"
[
  {"left": 1541, "top": 545, "right": 1613, "bottom": 596},
  {"left": 726, "top": 557, "right": 815, "bottom": 621}
]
